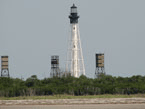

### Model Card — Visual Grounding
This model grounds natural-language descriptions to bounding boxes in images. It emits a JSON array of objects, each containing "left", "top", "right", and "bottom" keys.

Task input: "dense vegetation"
[{"left": 0, "top": 74, "right": 145, "bottom": 97}]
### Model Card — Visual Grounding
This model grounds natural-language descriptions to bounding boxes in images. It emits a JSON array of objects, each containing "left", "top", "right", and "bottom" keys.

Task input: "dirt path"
[{"left": 1, "top": 104, "right": 145, "bottom": 109}]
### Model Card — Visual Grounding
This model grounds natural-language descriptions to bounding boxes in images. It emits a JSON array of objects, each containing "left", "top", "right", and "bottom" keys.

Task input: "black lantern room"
[{"left": 69, "top": 4, "right": 79, "bottom": 24}]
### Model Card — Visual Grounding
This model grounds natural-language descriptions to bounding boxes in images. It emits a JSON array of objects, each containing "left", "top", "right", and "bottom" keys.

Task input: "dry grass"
[{"left": 0, "top": 94, "right": 145, "bottom": 100}]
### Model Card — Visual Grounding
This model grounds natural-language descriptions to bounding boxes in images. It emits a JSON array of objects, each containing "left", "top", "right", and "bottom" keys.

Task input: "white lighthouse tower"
[{"left": 66, "top": 4, "right": 85, "bottom": 77}]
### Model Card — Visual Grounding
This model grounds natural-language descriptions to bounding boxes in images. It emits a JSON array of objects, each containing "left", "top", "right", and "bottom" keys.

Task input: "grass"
[{"left": 0, "top": 94, "right": 145, "bottom": 100}]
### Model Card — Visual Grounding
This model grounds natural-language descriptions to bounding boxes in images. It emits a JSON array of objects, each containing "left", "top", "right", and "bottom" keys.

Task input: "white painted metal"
[{"left": 66, "top": 23, "right": 85, "bottom": 77}]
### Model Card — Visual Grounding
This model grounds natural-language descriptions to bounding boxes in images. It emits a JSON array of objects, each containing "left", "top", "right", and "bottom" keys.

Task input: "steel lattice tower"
[
  {"left": 66, "top": 4, "right": 85, "bottom": 77},
  {"left": 95, "top": 54, "right": 105, "bottom": 78},
  {"left": 1, "top": 56, "right": 10, "bottom": 77},
  {"left": 50, "top": 56, "right": 60, "bottom": 78}
]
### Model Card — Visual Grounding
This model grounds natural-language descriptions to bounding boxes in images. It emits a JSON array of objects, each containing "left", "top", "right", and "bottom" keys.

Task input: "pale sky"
[{"left": 0, "top": 0, "right": 145, "bottom": 79}]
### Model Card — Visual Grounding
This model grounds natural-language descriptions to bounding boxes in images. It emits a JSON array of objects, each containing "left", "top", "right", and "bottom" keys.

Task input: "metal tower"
[
  {"left": 1, "top": 56, "right": 10, "bottom": 77},
  {"left": 95, "top": 54, "right": 105, "bottom": 78},
  {"left": 66, "top": 4, "right": 85, "bottom": 77},
  {"left": 50, "top": 56, "right": 60, "bottom": 78}
]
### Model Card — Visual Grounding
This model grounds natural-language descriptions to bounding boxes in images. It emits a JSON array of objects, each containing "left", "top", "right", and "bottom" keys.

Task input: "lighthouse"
[{"left": 66, "top": 4, "right": 85, "bottom": 77}]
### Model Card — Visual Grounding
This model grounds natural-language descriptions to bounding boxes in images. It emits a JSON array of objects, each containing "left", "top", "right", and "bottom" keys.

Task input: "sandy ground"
[
  {"left": 0, "top": 104, "right": 145, "bottom": 109},
  {"left": 0, "top": 98, "right": 145, "bottom": 105}
]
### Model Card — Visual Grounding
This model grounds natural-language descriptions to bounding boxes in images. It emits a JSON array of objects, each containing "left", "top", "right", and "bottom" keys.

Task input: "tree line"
[{"left": 0, "top": 74, "right": 145, "bottom": 97}]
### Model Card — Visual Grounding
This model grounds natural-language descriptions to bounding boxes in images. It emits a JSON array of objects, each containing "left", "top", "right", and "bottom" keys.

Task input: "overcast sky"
[{"left": 0, "top": 0, "right": 145, "bottom": 79}]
